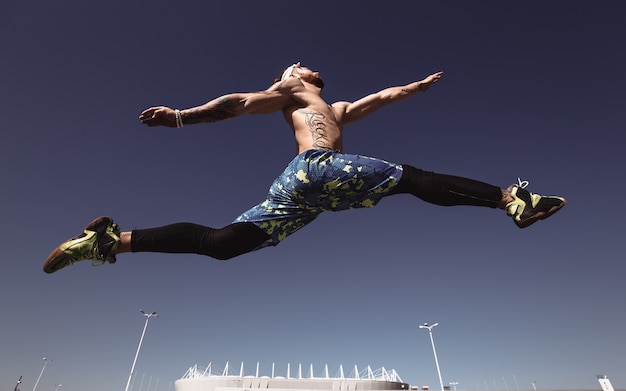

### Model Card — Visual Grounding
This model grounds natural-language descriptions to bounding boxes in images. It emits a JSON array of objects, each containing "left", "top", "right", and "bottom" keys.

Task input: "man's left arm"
[{"left": 340, "top": 71, "right": 443, "bottom": 125}]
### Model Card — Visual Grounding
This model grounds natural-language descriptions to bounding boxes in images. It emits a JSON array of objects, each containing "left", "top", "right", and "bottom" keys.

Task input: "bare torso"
[
  {"left": 277, "top": 77, "right": 346, "bottom": 154},
  {"left": 285, "top": 101, "right": 345, "bottom": 154}
]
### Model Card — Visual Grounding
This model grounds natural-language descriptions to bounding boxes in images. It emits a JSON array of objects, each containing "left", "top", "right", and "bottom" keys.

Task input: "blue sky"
[{"left": 1, "top": 1, "right": 625, "bottom": 391}]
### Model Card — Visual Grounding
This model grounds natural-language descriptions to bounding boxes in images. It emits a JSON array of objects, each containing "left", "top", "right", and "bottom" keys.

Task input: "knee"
[{"left": 201, "top": 223, "right": 269, "bottom": 260}]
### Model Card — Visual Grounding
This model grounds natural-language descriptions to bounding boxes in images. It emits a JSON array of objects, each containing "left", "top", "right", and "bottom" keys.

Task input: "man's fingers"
[
  {"left": 139, "top": 107, "right": 164, "bottom": 123},
  {"left": 140, "top": 106, "right": 165, "bottom": 117},
  {"left": 139, "top": 108, "right": 153, "bottom": 120}
]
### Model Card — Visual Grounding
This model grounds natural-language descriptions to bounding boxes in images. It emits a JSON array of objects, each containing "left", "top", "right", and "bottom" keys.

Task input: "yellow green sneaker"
[
  {"left": 505, "top": 180, "right": 566, "bottom": 228},
  {"left": 43, "top": 216, "right": 120, "bottom": 273}
]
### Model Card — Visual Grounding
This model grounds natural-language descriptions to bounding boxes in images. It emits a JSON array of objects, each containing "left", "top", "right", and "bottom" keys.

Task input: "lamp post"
[
  {"left": 449, "top": 382, "right": 458, "bottom": 391},
  {"left": 33, "top": 358, "right": 51, "bottom": 391},
  {"left": 419, "top": 323, "right": 444, "bottom": 391},
  {"left": 124, "top": 310, "right": 158, "bottom": 391},
  {"left": 55, "top": 384, "right": 62, "bottom": 391}
]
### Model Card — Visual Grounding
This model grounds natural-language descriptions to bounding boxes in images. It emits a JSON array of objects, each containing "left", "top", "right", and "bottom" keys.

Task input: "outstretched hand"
[
  {"left": 419, "top": 71, "right": 443, "bottom": 92},
  {"left": 139, "top": 106, "right": 177, "bottom": 127}
]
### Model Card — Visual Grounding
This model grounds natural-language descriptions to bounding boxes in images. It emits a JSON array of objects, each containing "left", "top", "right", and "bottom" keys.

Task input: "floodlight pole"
[
  {"left": 32, "top": 358, "right": 51, "bottom": 391},
  {"left": 419, "top": 323, "right": 444, "bottom": 391},
  {"left": 124, "top": 310, "right": 158, "bottom": 391}
]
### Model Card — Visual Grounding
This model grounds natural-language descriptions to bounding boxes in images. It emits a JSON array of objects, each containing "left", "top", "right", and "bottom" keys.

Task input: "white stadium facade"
[{"left": 176, "top": 362, "right": 416, "bottom": 391}]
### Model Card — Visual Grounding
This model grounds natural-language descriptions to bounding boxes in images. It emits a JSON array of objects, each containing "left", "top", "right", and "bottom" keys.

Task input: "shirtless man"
[{"left": 43, "top": 63, "right": 566, "bottom": 273}]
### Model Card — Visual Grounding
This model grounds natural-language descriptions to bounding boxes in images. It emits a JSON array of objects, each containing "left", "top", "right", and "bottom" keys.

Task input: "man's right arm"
[{"left": 140, "top": 87, "right": 294, "bottom": 128}]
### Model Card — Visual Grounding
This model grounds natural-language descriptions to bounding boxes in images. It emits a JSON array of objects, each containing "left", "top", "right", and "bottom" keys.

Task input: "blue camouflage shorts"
[{"left": 233, "top": 149, "right": 403, "bottom": 248}]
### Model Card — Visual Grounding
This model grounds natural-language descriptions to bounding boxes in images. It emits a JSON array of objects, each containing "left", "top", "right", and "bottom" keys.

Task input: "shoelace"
[
  {"left": 91, "top": 223, "right": 120, "bottom": 267},
  {"left": 517, "top": 178, "right": 529, "bottom": 189},
  {"left": 91, "top": 252, "right": 114, "bottom": 267}
]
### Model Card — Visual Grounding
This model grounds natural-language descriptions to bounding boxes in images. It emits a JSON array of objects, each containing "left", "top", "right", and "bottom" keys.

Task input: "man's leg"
[
  {"left": 390, "top": 165, "right": 566, "bottom": 227},
  {"left": 43, "top": 218, "right": 269, "bottom": 273},
  {"left": 127, "top": 222, "right": 269, "bottom": 260}
]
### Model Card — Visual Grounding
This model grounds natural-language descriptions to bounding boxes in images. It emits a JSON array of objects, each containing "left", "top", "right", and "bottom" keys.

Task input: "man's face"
[{"left": 293, "top": 64, "right": 325, "bottom": 89}]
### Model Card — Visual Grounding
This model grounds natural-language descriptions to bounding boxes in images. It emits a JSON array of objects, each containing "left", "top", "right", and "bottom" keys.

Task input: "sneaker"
[
  {"left": 43, "top": 216, "right": 120, "bottom": 273},
  {"left": 505, "top": 179, "right": 566, "bottom": 228}
]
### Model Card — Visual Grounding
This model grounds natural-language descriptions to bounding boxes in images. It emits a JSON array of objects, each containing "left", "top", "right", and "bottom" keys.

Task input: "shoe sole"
[
  {"left": 516, "top": 199, "right": 567, "bottom": 228},
  {"left": 43, "top": 247, "right": 74, "bottom": 274}
]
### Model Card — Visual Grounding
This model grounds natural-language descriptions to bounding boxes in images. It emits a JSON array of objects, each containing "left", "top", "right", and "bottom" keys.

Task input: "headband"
[{"left": 280, "top": 62, "right": 300, "bottom": 81}]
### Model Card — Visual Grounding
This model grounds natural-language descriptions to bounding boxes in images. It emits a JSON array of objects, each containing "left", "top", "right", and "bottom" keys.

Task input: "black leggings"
[
  {"left": 389, "top": 165, "right": 503, "bottom": 207},
  {"left": 132, "top": 222, "right": 270, "bottom": 260},
  {"left": 131, "top": 164, "right": 503, "bottom": 260}
]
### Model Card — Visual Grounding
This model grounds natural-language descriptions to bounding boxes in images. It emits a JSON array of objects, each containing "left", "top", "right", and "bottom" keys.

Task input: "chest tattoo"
[{"left": 301, "top": 110, "right": 329, "bottom": 148}]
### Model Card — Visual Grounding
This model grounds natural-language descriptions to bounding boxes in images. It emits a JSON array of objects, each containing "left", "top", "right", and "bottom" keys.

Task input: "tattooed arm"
[
  {"left": 140, "top": 90, "right": 292, "bottom": 128},
  {"left": 338, "top": 71, "right": 443, "bottom": 125}
]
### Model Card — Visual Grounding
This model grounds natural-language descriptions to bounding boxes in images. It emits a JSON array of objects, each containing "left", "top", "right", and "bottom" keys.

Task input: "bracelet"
[{"left": 175, "top": 109, "right": 184, "bottom": 128}]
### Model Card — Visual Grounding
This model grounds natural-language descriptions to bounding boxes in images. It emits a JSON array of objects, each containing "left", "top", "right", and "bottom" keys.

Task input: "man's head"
[
  {"left": 280, "top": 62, "right": 301, "bottom": 81},
  {"left": 273, "top": 62, "right": 325, "bottom": 89}
]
